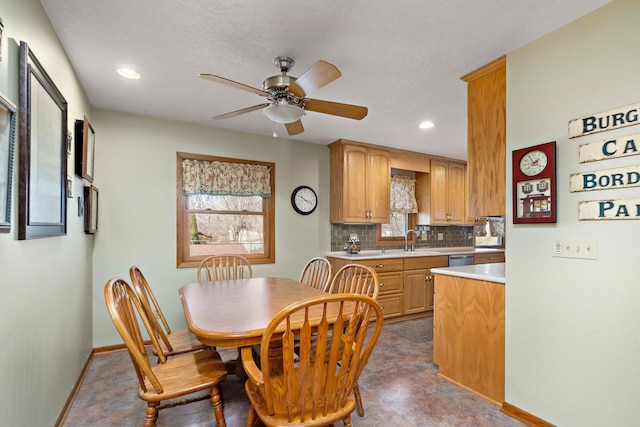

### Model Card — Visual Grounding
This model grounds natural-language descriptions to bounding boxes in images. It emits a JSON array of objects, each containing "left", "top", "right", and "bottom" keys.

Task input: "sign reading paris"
[{"left": 569, "top": 102, "right": 639, "bottom": 139}]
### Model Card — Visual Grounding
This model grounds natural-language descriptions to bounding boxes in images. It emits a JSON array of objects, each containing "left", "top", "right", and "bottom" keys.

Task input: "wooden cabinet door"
[
  {"left": 430, "top": 160, "right": 449, "bottom": 223},
  {"left": 464, "top": 57, "right": 506, "bottom": 218},
  {"left": 342, "top": 145, "right": 368, "bottom": 222},
  {"left": 403, "top": 269, "right": 428, "bottom": 314},
  {"left": 366, "top": 148, "right": 390, "bottom": 223},
  {"left": 447, "top": 162, "right": 466, "bottom": 224}
]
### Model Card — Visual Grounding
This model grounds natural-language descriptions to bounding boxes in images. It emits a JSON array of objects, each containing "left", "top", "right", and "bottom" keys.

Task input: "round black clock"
[{"left": 291, "top": 186, "right": 318, "bottom": 215}]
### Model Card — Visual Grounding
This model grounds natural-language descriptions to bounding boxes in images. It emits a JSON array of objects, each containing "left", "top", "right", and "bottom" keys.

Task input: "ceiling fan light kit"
[{"left": 200, "top": 56, "right": 368, "bottom": 135}]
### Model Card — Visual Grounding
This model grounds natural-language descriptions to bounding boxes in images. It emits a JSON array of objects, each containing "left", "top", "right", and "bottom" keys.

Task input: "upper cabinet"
[
  {"left": 461, "top": 56, "right": 506, "bottom": 219},
  {"left": 329, "top": 140, "right": 390, "bottom": 223},
  {"left": 427, "top": 160, "right": 467, "bottom": 225}
]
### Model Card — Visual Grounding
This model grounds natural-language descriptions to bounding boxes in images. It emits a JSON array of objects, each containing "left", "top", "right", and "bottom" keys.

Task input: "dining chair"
[
  {"left": 197, "top": 254, "right": 253, "bottom": 282},
  {"left": 241, "top": 293, "right": 384, "bottom": 427},
  {"left": 299, "top": 256, "right": 332, "bottom": 291},
  {"left": 104, "top": 278, "right": 228, "bottom": 427},
  {"left": 326, "top": 263, "right": 380, "bottom": 417},
  {"left": 129, "top": 266, "right": 208, "bottom": 359}
]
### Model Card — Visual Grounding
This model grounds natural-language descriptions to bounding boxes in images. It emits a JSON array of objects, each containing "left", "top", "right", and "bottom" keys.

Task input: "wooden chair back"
[
  {"left": 327, "top": 263, "right": 380, "bottom": 300},
  {"left": 299, "top": 257, "right": 332, "bottom": 291},
  {"left": 242, "top": 293, "right": 383, "bottom": 426},
  {"left": 197, "top": 254, "right": 252, "bottom": 282},
  {"left": 104, "top": 278, "right": 166, "bottom": 393},
  {"left": 129, "top": 266, "right": 174, "bottom": 351}
]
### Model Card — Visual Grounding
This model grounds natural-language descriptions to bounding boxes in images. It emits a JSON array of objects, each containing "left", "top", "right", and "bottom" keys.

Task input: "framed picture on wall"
[
  {"left": 84, "top": 185, "right": 98, "bottom": 234},
  {"left": 0, "top": 91, "right": 17, "bottom": 233},
  {"left": 74, "top": 115, "right": 95, "bottom": 182},
  {"left": 17, "top": 41, "right": 68, "bottom": 239}
]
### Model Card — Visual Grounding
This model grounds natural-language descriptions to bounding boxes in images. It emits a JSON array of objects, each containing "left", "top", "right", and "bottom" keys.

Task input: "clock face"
[
  {"left": 291, "top": 186, "right": 317, "bottom": 215},
  {"left": 519, "top": 150, "right": 548, "bottom": 176}
]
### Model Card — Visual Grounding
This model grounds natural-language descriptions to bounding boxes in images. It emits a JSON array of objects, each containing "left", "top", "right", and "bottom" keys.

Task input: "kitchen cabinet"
[
  {"left": 329, "top": 140, "right": 390, "bottom": 223},
  {"left": 429, "top": 159, "right": 467, "bottom": 225},
  {"left": 326, "top": 255, "right": 448, "bottom": 320},
  {"left": 462, "top": 56, "right": 506, "bottom": 219},
  {"left": 474, "top": 252, "right": 505, "bottom": 264},
  {"left": 433, "top": 273, "right": 505, "bottom": 403}
]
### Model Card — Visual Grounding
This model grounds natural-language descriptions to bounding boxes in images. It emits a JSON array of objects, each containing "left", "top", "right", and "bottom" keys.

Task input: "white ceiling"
[{"left": 40, "top": 0, "right": 610, "bottom": 160}]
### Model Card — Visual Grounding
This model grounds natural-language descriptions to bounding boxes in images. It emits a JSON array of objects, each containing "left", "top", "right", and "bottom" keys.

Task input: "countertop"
[
  {"left": 326, "top": 247, "right": 504, "bottom": 261},
  {"left": 431, "top": 262, "right": 505, "bottom": 284}
]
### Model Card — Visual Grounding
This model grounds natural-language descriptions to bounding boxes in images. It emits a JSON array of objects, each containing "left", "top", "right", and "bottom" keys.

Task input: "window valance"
[
  {"left": 390, "top": 175, "right": 418, "bottom": 213},
  {"left": 182, "top": 159, "right": 272, "bottom": 197}
]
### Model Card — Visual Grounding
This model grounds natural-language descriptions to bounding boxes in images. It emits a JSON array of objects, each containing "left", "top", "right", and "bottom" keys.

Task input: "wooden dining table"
[{"left": 179, "top": 276, "right": 331, "bottom": 348}]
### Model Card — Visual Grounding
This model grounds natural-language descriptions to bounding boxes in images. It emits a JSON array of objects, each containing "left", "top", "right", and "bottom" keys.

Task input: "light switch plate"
[{"left": 553, "top": 239, "right": 597, "bottom": 260}]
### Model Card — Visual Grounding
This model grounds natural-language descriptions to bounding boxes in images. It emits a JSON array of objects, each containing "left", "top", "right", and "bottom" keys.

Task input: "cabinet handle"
[
  {"left": 379, "top": 282, "right": 384, "bottom": 287},
  {"left": 380, "top": 305, "right": 385, "bottom": 310},
  {"left": 376, "top": 264, "right": 384, "bottom": 268}
]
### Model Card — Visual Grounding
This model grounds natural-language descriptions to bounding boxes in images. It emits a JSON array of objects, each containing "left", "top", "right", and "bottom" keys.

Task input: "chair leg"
[
  {"left": 353, "top": 383, "right": 364, "bottom": 417},
  {"left": 343, "top": 414, "right": 353, "bottom": 427},
  {"left": 210, "top": 385, "right": 226, "bottom": 427},
  {"left": 245, "top": 405, "right": 258, "bottom": 427},
  {"left": 144, "top": 402, "right": 159, "bottom": 426}
]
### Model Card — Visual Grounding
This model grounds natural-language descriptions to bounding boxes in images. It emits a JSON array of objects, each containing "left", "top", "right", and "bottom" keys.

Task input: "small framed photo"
[
  {"left": 66, "top": 176, "right": 73, "bottom": 198},
  {"left": 84, "top": 185, "right": 98, "bottom": 234},
  {"left": 75, "top": 116, "right": 95, "bottom": 183}
]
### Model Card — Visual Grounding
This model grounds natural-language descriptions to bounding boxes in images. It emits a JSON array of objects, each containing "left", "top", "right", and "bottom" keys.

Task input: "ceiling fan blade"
[
  {"left": 285, "top": 120, "right": 304, "bottom": 136},
  {"left": 212, "top": 103, "right": 270, "bottom": 120},
  {"left": 304, "top": 99, "right": 368, "bottom": 120},
  {"left": 288, "top": 60, "right": 341, "bottom": 97},
  {"left": 200, "top": 73, "right": 270, "bottom": 97}
]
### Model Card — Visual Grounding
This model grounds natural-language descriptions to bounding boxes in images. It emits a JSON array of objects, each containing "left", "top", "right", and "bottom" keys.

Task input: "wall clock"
[
  {"left": 291, "top": 185, "right": 318, "bottom": 215},
  {"left": 512, "top": 141, "right": 556, "bottom": 224}
]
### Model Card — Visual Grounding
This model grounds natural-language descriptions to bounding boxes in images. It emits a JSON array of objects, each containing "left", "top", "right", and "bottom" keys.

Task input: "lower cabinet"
[{"left": 327, "top": 255, "right": 448, "bottom": 320}]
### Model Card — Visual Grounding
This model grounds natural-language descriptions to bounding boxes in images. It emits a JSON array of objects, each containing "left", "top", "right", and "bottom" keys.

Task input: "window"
[
  {"left": 177, "top": 152, "right": 275, "bottom": 267},
  {"left": 377, "top": 212, "right": 416, "bottom": 245},
  {"left": 377, "top": 175, "right": 418, "bottom": 245}
]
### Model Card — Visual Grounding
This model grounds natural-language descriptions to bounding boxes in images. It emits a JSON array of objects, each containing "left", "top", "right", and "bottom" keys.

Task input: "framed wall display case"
[
  {"left": 512, "top": 141, "right": 556, "bottom": 224},
  {"left": 17, "top": 41, "right": 68, "bottom": 239},
  {"left": 74, "top": 115, "right": 95, "bottom": 182},
  {"left": 84, "top": 185, "right": 98, "bottom": 234},
  {"left": 0, "top": 91, "right": 17, "bottom": 233}
]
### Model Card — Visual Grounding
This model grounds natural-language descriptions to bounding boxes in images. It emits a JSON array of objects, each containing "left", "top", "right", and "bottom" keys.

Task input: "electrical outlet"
[
  {"left": 438, "top": 233, "right": 444, "bottom": 241},
  {"left": 553, "top": 239, "right": 597, "bottom": 260}
]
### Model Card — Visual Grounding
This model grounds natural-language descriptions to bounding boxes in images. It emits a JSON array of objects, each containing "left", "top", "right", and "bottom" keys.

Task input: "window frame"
[
  {"left": 176, "top": 152, "right": 275, "bottom": 268},
  {"left": 376, "top": 212, "right": 417, "bottom": 246}
]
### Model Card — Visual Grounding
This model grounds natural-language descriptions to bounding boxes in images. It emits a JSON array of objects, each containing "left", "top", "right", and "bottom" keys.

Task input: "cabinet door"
[
  {"left": 447, "top": 162, "right": 466, "bottom": 224},
  {"left": 403, "top": 269, "right": 428, "bottom": 314},
  {"left": 366, "top": 148, "right": 391, "bottom": 223},
  {"left": 430, "top": 160, "right": 449, "bottom": 223},
  {"left": 342, "top": 145, "right": 368, "bottom": 222}
]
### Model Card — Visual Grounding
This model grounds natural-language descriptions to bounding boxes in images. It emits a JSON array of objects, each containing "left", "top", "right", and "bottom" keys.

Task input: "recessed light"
[
  {"left": 419, "top": 121, "right": 434, "bottom": 129},
  {"left": 116, "top": 68, "right": 141, "bottom": 80}
]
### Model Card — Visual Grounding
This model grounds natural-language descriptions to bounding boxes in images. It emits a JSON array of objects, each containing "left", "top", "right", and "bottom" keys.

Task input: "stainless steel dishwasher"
[{"left": 448, "top": 254, "right": 474, "bottom": 266}]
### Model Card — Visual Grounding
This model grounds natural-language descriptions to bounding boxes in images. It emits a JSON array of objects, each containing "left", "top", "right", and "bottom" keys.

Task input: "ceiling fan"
[{"left": 199, "top": 56, "right": 368, "bottom": 136}]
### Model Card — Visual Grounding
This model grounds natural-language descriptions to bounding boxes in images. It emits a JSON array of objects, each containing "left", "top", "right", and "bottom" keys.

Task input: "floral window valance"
[
  {"left": 182, "top": 159, "right": 272, "bottom": 197},
  {"left": 390, "top": 175, "right": 418, "bottom": 213}
]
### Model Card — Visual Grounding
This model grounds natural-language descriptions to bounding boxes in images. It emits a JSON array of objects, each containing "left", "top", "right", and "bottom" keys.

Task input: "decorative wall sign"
[
  {"left": 74, "top": 116, "right": 95, "bottom": 182},
  {"left": 570, "top": 164, "right": 640, "bottom": 192},
  {"left": 569, "top": 102, "right": 640, "bottom": 139},
  {"left": 512, "top": 141, "right": 556, "bottom": 223},
  {"left": 579, "top": 132, "right": 640, "bottom": 163},
  {"left": 84, "top": 185, "right": 98, "bottom": 234},
  {"left": 579, "top": 198, "right": 640, "bottom": 220},
  {"left": 18, "top": 41, "right": 68, "bottom": 239}
]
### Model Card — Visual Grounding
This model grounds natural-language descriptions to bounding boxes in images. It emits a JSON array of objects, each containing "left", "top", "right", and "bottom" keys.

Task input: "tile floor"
[{"left": 63, "top": 317, "right": 524, "bottom": 427}]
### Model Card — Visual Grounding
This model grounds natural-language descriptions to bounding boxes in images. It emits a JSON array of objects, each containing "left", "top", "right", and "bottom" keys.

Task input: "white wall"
[
  {"left": 0, "top": 0, "right": 94, "bottom": 426},
  {"left": 92, "top": 110, "right": 331, "bottom": 347},
  {"left": 505, "top": 0, "right": 640, "bottom": 425}
]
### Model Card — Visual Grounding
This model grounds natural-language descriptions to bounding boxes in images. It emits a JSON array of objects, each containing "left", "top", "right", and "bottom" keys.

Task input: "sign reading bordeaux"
[
  {"left": 579, "top": 198, "right": 640, "bottom": 220},
  {"left": 569, "top": 102, "right": 640, "bottom": 139},
  {"left": 570, "top": 165, "right": 640, "bottom": 192}
]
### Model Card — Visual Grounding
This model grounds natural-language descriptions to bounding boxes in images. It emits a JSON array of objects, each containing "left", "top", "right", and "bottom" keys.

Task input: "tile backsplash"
[{"left": 330, "top": 224, "right": 473, "bottom": 252}]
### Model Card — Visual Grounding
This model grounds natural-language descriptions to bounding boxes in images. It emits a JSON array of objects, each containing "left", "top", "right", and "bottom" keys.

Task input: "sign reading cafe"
[{"left": 569, "top": 102, "right": 639, "bottom": 139}]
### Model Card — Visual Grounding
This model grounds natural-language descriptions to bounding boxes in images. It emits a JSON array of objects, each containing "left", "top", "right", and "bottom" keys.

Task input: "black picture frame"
[
  {"left": 84, "top": 185, "right": 98, "bottom": 234},
  {"left": 0, "top": 91, "right": 17, "bottom": 233},
  {"left": 74, "top": 115, "right": 95, "bottom": 182},
  {"left": 18, "top": 41, "right": 68, "bottom": 239}
]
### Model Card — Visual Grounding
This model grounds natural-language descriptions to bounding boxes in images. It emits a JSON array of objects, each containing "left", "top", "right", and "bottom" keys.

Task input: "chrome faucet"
[{"left": 404, "top": 229, "right": 419, "bottom": 251}]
